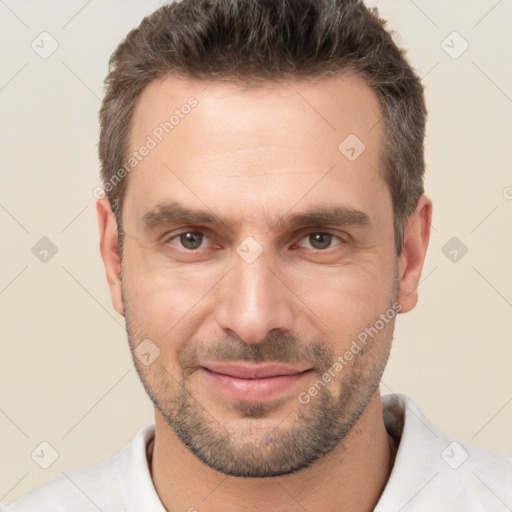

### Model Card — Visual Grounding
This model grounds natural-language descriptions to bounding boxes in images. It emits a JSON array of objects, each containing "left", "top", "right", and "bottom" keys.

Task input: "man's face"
[{"left": 116, "top": 74, "right": 400, "bottom": 477}]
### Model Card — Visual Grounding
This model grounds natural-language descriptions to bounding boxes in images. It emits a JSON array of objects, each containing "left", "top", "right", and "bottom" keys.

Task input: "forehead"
[
  {"left": 130, "top": 73, "right": 382, "bottom": 151},
  {"left": 123, "top": 73, "right": 388, "bottom": 228}
]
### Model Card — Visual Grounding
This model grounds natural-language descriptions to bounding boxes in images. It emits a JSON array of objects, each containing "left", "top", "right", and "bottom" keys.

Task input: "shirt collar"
[
  {"left": 114, "top": 394, "right": 455, "bottom": 511},
  {"left": 114, "top": 422, "right": 165, "bottom": 511}
]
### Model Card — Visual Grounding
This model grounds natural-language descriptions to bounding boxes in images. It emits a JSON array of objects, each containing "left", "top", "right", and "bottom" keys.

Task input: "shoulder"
[
  {"left": 2, "top": 423, "right": 157, "bottom": 512},
  {"left": 2, "top": 457, "right": 118, "bottom": 512},
  {"left": 377, "top": 394, "right": 512, "bottom": 512}
]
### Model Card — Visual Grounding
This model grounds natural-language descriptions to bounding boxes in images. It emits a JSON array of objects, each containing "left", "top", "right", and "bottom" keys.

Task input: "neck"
[{"left": 150, "top": 391, "right": 396, "bottom": 512}]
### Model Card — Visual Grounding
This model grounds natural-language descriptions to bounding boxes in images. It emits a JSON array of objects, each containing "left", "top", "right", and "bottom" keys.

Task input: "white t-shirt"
[{"left": 3, "top": 394, "right": 511, "bottom": 511}]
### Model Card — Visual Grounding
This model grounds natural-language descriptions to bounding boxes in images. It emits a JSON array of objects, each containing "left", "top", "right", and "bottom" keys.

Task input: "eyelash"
[{"left": 162, "top": 230, "right": 346, "bottom": 252}]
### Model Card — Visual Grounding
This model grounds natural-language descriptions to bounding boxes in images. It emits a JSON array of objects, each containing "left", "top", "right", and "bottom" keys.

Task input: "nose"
[{"left": 214, "top": 247, "right": 295, "bottom": 344}]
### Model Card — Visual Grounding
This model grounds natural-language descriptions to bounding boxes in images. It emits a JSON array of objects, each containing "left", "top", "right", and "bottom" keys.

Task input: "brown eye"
[
  {"left": 178, "top": 232, "right": 204, "bottom": 250},
  {"left": 307, "top": 233, "right": 334, "bottom": 250},
  {"left": 302, "top": 231, "right": 343, "bottom": 251}
]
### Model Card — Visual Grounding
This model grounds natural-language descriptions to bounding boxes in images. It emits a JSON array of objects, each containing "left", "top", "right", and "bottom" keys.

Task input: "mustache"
[{"left": 178, "top": 331, "right": 335, "bottom": 374}]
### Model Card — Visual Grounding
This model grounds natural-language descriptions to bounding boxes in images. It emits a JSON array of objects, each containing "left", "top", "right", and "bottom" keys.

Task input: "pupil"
[
  {"left": 310, "top": 233, "right": 331, "bottom": 250},
  {"left": 181, "top": 232, "right": 202, "bottom": 249}
]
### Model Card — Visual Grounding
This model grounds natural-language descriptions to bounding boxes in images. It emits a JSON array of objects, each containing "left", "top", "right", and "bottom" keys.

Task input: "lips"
[
  {"left": 200, "top": 362, "right": 312, "bottom": 402},
  {"left": 202, "top": 362, "right": 310, "bottom": 379}
]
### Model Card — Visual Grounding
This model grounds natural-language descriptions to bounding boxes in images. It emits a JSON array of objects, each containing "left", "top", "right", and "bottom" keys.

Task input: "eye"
[
  {"left": 169, "top": 231, "right": 209, "bottom": 250},
  {"left": 298, "top": 232, "right": 343, "bottom": 250}
]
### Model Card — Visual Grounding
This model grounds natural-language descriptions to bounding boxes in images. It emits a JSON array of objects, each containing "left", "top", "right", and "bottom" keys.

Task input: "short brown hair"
[{"left": 99, "top": 0, "right": 426, "bottom": 255}]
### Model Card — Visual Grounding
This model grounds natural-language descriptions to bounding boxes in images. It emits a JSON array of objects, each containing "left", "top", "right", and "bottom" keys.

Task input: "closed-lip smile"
[
  {"left": 199, "top": 362, "right": 313, "bottom": 402},
  {"left": 201, "top": 362, "right": 311, "bottom": 379}
]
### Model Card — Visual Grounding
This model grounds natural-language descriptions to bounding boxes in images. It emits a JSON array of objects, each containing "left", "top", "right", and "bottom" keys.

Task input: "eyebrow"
[{"left": 141, "top": 200, "right": 370, "bottom": 232}]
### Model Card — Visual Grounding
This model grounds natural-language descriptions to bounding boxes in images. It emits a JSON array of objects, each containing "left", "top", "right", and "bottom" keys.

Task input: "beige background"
[{"left": 1, "top": 0, "right": 511, "bottom": 504}]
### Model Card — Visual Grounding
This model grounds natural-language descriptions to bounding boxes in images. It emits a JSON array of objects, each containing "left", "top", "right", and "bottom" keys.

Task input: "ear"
[
  {"left": 397, "top": 195, "right": 432, "bottom": 313},
  {"left": 96, "top": 197, "right": 124, "bottom": 316}
]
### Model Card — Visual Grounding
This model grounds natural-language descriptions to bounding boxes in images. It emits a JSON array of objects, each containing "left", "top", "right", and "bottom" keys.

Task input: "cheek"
[
  {"left": 122, "top": 245, "right": 223, "bottom": 338},
  {"left": 122, "top": 231, "right": 397, "bottom": 355},
  {"left": 290, "top": 261, "right": 396, "bottom": 342}
]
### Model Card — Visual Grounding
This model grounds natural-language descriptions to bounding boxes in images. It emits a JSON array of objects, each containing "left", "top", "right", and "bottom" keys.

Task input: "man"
[{"left": 4, "top": 0, "right": 511, "bottom": 510}]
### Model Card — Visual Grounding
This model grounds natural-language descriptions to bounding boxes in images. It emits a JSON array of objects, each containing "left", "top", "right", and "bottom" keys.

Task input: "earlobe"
[
  {"left": 96, "top": 197, "right": 124, "bottom": 316},
  {"left": 397, "top": 196, "right": 433, "bottom": 314}
]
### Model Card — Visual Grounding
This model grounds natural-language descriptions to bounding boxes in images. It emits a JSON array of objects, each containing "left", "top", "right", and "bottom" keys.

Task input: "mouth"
[{"left": 199, "top": 362, "right": 313, "bottom": 402}]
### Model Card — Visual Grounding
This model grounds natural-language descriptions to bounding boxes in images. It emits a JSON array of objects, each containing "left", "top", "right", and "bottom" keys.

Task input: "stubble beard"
[{"left": 121, "top": 275, "right": 397, "bottom": 478}]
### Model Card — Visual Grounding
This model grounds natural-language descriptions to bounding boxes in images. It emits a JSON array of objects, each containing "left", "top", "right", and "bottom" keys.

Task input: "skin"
[{"left": 97, "top": 74, "right": 431, "bottom": 511}]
